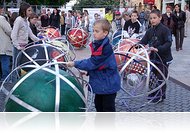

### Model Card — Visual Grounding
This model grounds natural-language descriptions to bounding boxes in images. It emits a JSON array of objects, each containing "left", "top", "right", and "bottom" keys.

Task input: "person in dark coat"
[
  {"left": 173, "top": 4, "right": 186, "bottom": 51},
  {"left": 40, "top": 8, "right": 49, "bottom": 27},
  {"left": 140, "top": 9, "right": 173, "bottom": 103},
  {"left": 66, "top": 19, "right": 121, "bottom": 112},
  {"left": 161, "top": 6, "right": 175, "bottom": 34},
  {"left": 49, "top": 8, "right": 60, "bottom": 29}
]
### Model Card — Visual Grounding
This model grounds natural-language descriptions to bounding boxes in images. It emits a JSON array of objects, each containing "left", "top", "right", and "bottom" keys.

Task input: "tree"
[
  {"left": 73, "top": 0, "right": 120, "bottom": 10},
  {"left": 4, "top": 0, "right": 70, "bottom": 6},
  {"left": 25, "top": 0, "right": 70, "bottom": 5}
]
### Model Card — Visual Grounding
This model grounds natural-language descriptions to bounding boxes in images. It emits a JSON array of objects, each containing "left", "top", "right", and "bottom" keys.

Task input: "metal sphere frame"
[{"left": 114, "top": 38, "right": 168, "bottom": 111}]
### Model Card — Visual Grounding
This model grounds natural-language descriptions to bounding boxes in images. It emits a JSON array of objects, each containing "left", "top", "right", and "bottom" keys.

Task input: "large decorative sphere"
[
  {"left": 67, "top": 28, "right": 89, "bottom": 48},
  {"left": 114, "top": 39, "right": 139, "bottom": 70},
  {"left": 38, "top": 27, "right": 61, "bottom": 39},
  {"left": 5, "top": 68, "right": 86, "bottom": 112},
  {"left": 46, "top": 27, "right": 61, "bottom": 39},
  {"left": 49, "top": 39, "right": 75, "bottom": 61},
  {"left": 17, "top": 44, "right": 66, "bottom": 72}
]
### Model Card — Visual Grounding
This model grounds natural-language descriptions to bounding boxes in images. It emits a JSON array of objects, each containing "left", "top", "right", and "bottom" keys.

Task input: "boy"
[
  {"left": 28, "top": 13, "right": 39, "bottom": 44},
  {"left": 66, "top": 19, "right": 121, "bottom": 112},
  {"left": 124, "top": 10, "right": 141, "bottom": 36},
  {"left": 140, "top": 9, "right": 173, "bottom": 103},
  {"left": 111, "top": 11, "right": 125, "bottom": 33}
]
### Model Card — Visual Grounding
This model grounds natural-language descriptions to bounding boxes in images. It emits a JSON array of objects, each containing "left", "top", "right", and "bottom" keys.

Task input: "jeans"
[{"left": 0, "top": 55, "right": 11, "bottom": 81}]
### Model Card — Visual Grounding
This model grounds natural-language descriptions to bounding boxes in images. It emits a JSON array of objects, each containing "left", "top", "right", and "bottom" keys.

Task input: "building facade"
[
  {"left": 162, "top": 0, "right": 188, "bottom": 12},
  {"left": 122, "top": 0, "right": 188, "bottom": 12}
]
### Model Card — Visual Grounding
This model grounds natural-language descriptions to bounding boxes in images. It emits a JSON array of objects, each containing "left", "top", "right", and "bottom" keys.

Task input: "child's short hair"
[
  {"left": 0, "top": 5, "right": 4, "bottom": 9},
  {"left": 93, "top": 19, "right": 111, "bottom": 32},
  {"left": 150, "top": 9, "right": 161, "bottom": 18},
  {"left": 29, "top": 13, "right": 38, "bottom": 20},
  {"left": 132, "top": 10, "right": 138, "bottom": 16}
]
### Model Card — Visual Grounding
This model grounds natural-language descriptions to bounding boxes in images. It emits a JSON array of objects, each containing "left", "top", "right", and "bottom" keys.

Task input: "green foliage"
[
  {"left": 25, "top": 0, "right": 70, "bottom": 5},
  {"left": 73, "top": 0, "right": 120, "bottom": 10},
  {"left": 4, "top": 0, "right": 70, "bottom": 5}
]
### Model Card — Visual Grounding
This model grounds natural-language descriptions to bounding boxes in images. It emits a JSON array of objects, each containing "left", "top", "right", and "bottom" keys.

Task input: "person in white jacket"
[
  {"left": 184, "top": 5, "right": 190, "bottom": 37},
  {"left": 0, "top": 5, "right": 12, "bottom": 81},
  {"left": 11, "top": 2, "right": 39, "bottom": 80}
]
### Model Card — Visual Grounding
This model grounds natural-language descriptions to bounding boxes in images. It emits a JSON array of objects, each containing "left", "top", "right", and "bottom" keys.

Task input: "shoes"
[
  {"left": 180, "top": 48, "right": 182, "bottom": 50},
  {"left": 176, "top": 49, "right": 179, "bottom": 51},
  {"left": 184, "top": 36, "right": 187, "bottom": 38}
]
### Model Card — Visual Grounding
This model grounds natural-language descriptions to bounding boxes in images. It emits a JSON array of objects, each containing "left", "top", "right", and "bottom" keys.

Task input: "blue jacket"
[{"left": 74, "top": 36, "right": 121, "bottom": 94}]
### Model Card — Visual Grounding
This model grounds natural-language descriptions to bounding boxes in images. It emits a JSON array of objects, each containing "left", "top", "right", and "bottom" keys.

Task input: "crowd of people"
[{"left": 1, "top": 1, "right": 190, "bottom": 112}]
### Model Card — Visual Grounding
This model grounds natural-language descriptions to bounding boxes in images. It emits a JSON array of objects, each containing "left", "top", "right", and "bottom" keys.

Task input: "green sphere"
[{"left": 5, "top": 68, "right": 86, "bottom": 112}]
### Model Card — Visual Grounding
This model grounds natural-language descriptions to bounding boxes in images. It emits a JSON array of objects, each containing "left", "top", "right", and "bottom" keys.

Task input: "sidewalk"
[{"left": 169, "top": 35, "right": 190, "bottom": 87}]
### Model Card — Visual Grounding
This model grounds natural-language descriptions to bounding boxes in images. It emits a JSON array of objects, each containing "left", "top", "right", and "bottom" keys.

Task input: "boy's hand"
[
  {"left": 66, "top": 61, "right": 75, "bottom": 67},
  {"left": 79, "top": 71, "right": 87, "bottom": 76},
  {"left": 149, "top": 47, "right": 158, "bottom": 52}
]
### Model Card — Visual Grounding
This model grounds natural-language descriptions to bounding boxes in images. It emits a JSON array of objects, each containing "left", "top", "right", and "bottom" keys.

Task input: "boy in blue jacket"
[{"left": 66, "top": 19, "right": 121, "bottom": 112}]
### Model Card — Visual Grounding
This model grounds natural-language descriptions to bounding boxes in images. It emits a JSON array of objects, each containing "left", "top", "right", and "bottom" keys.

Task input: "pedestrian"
[
  {"left": 139, "top": 9, "right": 146, "bottom": 25},
  {"left": 65, "top": 10, "right": 75, "bottom": 34},
  {"left": 124, "top": 10, "right": 141, "bottom": 36},
  {"left": 105, "top": 7, "right": 113, "bottom": 24},
  {"left": 11, "top": 2, "right": 39, "bottom": 80},
  {"left": 122, "top": 11, "right": 131, "bottom": 22},
  {"left": 28, "top": 13, "right": 39, "bottom": 44},
  {"left": 111, "top": 11, "right": 125, "bottom": 33},
  {"left": 83, "top": 10, "right": 90, "bottom": 32},
  {"left": 0, "top": 5, "right": 12, "bottom": 81},
  {"left": 9, "top": 12, "right": 18, "bottom": 28},
  {"left": 184, "top": 5, "right": 190, "bottom": 37},
  {"left": 40, "top": 8, "right": 49, "bottom": 27},
  {"left": 144, "top": 7, "right": 151, "bottom": 29},
  {"left": 173, "top": 4, "right": 186, "bottom": 51},
  {"left": 66, "top": 19, "right": 121, "bottom": 112},
  {"left": 140, "top": 9, "right": 173, "bottom": 103},
  {"left": 161, "top": 6, "right": 175, "bottom": 35},
  {"left": 60, "top": 11, "right": 66, "bottom": 35},
  {"left": 49, "top": 8, "right": 60, "bottom": 29},
  {"left": 75, "top": 10, "right": 83, "bottom": 28}
]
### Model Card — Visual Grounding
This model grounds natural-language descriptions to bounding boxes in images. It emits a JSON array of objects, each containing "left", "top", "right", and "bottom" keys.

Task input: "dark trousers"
[
  {"left": 149, "top": 62, "right": 169, "bottom": 99},
  {"left": 94, "top": 93, "right": 117, "bottom": 112},
  {"left": 175, "top": 27, "right": 185, "bottom": 50},
  {"left": 66, "top": 27, "right": 71, "bottom": 36},
  {"left": 61, "top": 24, "right": 66, "bottom": 35}
]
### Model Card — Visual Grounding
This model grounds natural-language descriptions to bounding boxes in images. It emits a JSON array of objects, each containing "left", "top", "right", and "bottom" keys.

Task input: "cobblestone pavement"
[
  {"left": 1, "top": 79, "right": 190, "bottom": 112},
  {"left": 87, "top": 80, "right": 190, "bottom": 112}
]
